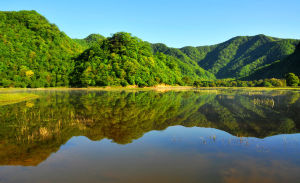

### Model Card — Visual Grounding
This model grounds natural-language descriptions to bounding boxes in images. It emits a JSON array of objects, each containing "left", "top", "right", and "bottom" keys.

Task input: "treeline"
[{"left": 194, "top": 73, "right": 300, "bottom": 87}]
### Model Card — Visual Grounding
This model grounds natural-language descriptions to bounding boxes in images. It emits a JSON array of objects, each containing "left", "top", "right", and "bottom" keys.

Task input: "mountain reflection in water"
[{"left": 0, "top": 90, "right": 300, "bottom": 167}]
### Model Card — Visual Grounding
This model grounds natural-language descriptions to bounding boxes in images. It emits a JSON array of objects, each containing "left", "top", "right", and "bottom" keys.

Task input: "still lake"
[{"left": 0, "top": 89, "right": 300, "bottom": 183}]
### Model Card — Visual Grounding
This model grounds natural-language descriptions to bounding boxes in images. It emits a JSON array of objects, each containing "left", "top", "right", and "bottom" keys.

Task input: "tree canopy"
[
  {"left": 73, "top": 34, "right": 105, "bottom": 49},
  {"left": 0, "top": 10, "right": 83, "bottom": 88},
  {"left": 71, "top": 32, "right": 215, "bottom": 87}
]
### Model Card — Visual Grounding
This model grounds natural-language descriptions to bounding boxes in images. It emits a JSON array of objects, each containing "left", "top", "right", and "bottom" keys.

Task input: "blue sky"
[{"left": 1, "top": 0, "right": 300, "bottom": 47}]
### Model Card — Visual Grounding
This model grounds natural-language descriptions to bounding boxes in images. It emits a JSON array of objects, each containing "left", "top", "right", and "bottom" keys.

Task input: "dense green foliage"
[
  {"left": 285, "top": 73, "right": 300, "bottom": 86},
  {"left": 244, "top": 43, "right": 300, "bottom": 80},
  {"left": 0, "top": 10, "right": 83, "bottom": 88},
  {"left": 73, "top": 34, "right": 105, "bottom": 49},
  {"left": 1, "top": 90, "right": 300, "bottom": 165},
  {"left": 71, "top": 32, "right": 215, "bottom": 87},
  {"left": 153, "top": 35, "right": 299, "bottom": 79}
]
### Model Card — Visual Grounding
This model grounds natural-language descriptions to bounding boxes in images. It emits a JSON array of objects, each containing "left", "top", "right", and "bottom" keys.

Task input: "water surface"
[{"left": 0, "top": 89, "right": 300, "bottom": 183}]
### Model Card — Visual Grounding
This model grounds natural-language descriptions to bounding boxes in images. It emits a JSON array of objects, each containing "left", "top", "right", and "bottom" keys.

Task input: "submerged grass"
[{"left": 0, "top": 93, "right": 39, "bottom": 106}]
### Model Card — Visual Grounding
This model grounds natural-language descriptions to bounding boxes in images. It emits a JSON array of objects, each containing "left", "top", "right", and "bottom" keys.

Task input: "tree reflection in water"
[{"left": 0, "top": 90, "right": 300, "bottom": 166}]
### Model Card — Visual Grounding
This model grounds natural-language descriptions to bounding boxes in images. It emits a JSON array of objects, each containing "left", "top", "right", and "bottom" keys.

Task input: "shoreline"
[{"left": 0, "top": 85, "right": 300, "bottom": 92}]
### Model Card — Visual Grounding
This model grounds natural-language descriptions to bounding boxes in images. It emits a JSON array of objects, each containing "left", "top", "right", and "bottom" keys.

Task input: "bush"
[
  {"left": 263, "top": 81, "right": 272, "bottom": 87},
  {"left": 121, "top": 80, "right": 128, "bottom": 87},
  {"left": 285, "top": 73, "right": 299, "bottom": 87}
]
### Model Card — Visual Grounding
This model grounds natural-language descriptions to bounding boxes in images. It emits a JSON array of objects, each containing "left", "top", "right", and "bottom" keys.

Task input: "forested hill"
[
  {"left": 243, "top": 43, "right": 300, "bottom": 80},
  {"left": 71, "top": 32, "right": 215, "bottom": 87},
  {"left": 152, "top": 35, "right": 299, "bottom": 79},
  {"left": 0, "top": 10, "right": 214, "bottom": 88},
  {"left": 0, "top": 10, "right": 83, "bottom": 87}
]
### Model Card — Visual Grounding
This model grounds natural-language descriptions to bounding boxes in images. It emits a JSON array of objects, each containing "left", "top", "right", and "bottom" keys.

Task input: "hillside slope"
[
  {"left": 153, "top": 35, "right": 299, "bottom": 79},
  {"left": 71, "top": 32, "right": 215, "bottom": 87},
  {"left": 0, "top": 10, "right": 83, "bottom": 87},
  {"left": 243, "top": 43, "right": 300, "bottom": 80}
]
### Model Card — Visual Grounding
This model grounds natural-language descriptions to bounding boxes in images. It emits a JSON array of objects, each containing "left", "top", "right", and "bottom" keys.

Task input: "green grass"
[{"left": 0, "top": 93, "right": 39, "bottom": 106}]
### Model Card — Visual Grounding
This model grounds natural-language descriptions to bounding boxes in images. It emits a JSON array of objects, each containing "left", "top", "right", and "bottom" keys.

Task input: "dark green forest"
[{"left": 0, "top": 10, "right": 299, "bottom": 88}]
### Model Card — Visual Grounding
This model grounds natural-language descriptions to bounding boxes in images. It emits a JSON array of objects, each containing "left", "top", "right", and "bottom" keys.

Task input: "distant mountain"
[
  {"left": 73, "top": 34, "right": 105, "bottom": 49},
  {"left": 153, "top": 35, "right": 299, "bottom": 79},
  {"left": 0, "top": 10, "right": 83, "bottom": 87},
  {"left": 243, "top": 43, "right": 300, "bottom": 80}
]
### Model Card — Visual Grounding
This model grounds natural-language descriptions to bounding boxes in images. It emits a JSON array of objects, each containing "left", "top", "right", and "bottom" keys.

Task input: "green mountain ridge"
[
  {"left": 243, "top": 42, "right": 300, "bottom": 80},
  {"left": 153, "top": 34, "right": 299, "bottom": 79}
]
